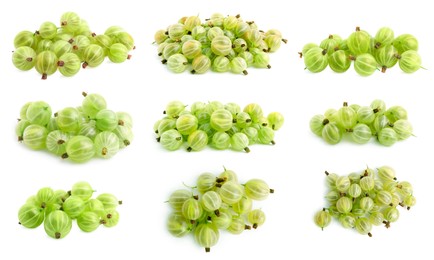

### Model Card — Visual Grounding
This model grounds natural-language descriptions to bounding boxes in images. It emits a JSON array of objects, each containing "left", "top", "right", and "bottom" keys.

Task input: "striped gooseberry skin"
[
  {"left": 232, "top": 196, "right": 252, "bottom": 214},
  {"left": 168, "top": 189, "right": 192, "bottom": 211},
  {"left": 56, "top": 107, "right": 81, "bottom": 134},
  {"left": 35, "top": 51, "right": 58, "bottom": 79},
  {"left": 337, "top": 102, "right": 357, "bottom": 130},
  {"left": 350, "top": 123, "right": 372, "bottom": 144},
  {"left": 377, "top": 128, "right": 398, "bottom": 146},
  {"left": 244, "top": 179, "right": 273, "bottom": 201},
  {"left": 258, "top": 127, "right": 275, "bottom": 145},
  {"left": 60, "top": 12, "right": 81, "bottom": 33},
  {"left": 103, "top": 211, "right": 121, "bottom": 227},
  {"left": 211, "top": 36, "right": 232, "bottom": 56},
  {"left": 82, "top": 44, "right": 105, "bottom": 68},
  {"left": 167, "top": 53, "right": 188, "bottom": 73},
  {"left": 96, "top": 193, "right": 121, "bottom": 211},
  {"left": 22, "top": 124, "right": 48, "bottom": 150},
  {"left": 191, "top": 55, "right": 211, "bottom": 74},
  {"left": 328, "top": 50, "right": 351, "bottom": 73},
  {"left": 168, "top": 23, "right": 186, "bottom": 41},
  {"left": 230, "top": 57, "right": 248, "bottom": 75},
  {"left": 219, "top": 181, "right": 244, "bottom": 205},
  {"left": 14, "top": 30, "right": 37, "bottom": 48},
  {"left": 94, "top": 131, "right": 120, "bottom": 159},
  {"left": 95, "top": 109, "right": 118, "bottom": 132},
  {"left": 230, "top": 132, "right": 250, "bottom": 152},
  {"left": 63, "top": 196, "right": 85, "bottom": 219},
  {"left": 355, "top": 217, "right": 372, "bottom": 236},
  {"left": 187, "top": 130, "right": 208, "bottom": 152},
  {"left": 160, "top": 129, "right": 183, "bottom": 151},
  {"left": 82, "top": 93, "right": 107, "bottom": 119},
  {"left": 38, "top": 21, "right": 57, "bottom": 39},
  {"left": 77, "top": 211, "right": 102, "bottom": 232},
  {"left": 16, "top": 120, "right": 31, "bottom": 141},
  {"left": 12, "top": 46, "right": 36, "bottom": 71},
  {"left": 314, "top": 209, "right": 332, "bottom": 230},
  {"left": 248, "top": 209, "right": 266, "bottom": 229},
  {"left": 83, "top": 199, "right": 105, "bottom": 216},
  {"left": 336, "top": 196, "right": 353, "bottom": 214},
  {"left": 211, "top": 210, "right": 232, "bottom": 229},
  {"left": 347, "top": 27, "right": 371, "bottom": 55},
  {"left": 374, "top": 45, "right": 398, "bottom": 73},
  {"left": 50, "top": 40, "right": 72, "bottom": 58},
  {"left": 398, "top": 50, "right": 422, "bottom": 73},
  {"left": 108, "top": 43, "right": 129, "bottom": 63},
  {"left": 71, "top": 181, "right": 94, "bottom": 201},
  {"left": 200, "top": 191, "right": 222, "bottom": 213},
  {"left": 44, "top": 210, "right": 72, "bottom": 239},
  {"left": 212, "top": 131, "right": 230, "bottom": 150},
  {"left": 46, "top": 130, "right": 70, "bottom": 155},
  {"left": 194, "top": 222, "right": 219, "bottom": 253},
  {"left": 18, "top": 203, "right": 45, "bottom": 228},
  {"left": 58, "top": 53, "right": 81, "bottom": 77},
  {"left": 393, "top": 34, "right": 418, "bottom": 54},
  {"left": 26, "top": 101, "right": 52, "bottom": 126},
  {"left": 374, "top": 27, "right": 395, "bottom": 49},
  {"left": 182, "top": 198, "right": 202, "bottom": 222},
  {"left": 212, "top": 56, "right": 230, "bottom": 73},
  {"left": 167, "top": 212, "right": 192, "bottom": 237},
  {"left": 64, "top": 135, "right": 95, "bottom": 163},
  {"left": 352, "top": 53, "right": 378, "bottom": 76},
  {"left": 210, "top": 109, "right": 233, "bottom": 132},
  {"left": 321, "top": 123, "right": 342, "bottom": 144},
  {"left": 176, "top": 114, "right": 198, "bottom": 135},
  {"left": 267, "top": 112, "right": 284, "bottom": 130},
  {"left": 303, "top": 47, "right": 328, "bottom": 73},
  {"left": 113, "top": 32, "right": 135, "bottom": 51},
  {"left": 182, "top": 40, "right": 202, "bottom": 59}
]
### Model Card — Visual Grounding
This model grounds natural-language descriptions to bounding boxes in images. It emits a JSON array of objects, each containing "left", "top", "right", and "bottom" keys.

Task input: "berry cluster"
[
  {"left": 155, "top": 101, "right": 284, "bottom": 152},
  {"left": 314, "top": 166, "right": 416, "bottom": 236},
  {"left": 18, "top": 181, "right": 122, "bottom": 239},
  {"left": 16, "top": 92, "right": 133, "bottom": 163},
  {"left": 12, "top": 12, "right": 134, "bottom": 79},
  {"left": 310, "top": 100, "right": 412, "bottom": 146},
  {"left": 167, "top": 168, "right": 273, "bottom": 252},
  {"left": 301, "top": 27, "right": 423, "bottom": 75},
  {"left": 154, "top": 14, "right": 286, "bottom": 74}
]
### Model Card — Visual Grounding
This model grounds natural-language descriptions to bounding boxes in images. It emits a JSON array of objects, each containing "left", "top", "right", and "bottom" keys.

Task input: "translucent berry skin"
[
  {"left": 94, "top": 131, "right": 120, "bottom": 158},
  {"left": 64, "top": 135, "right": 95, "bottom": 163},
  {"left": 230, "top": 132, "right": 250, "bottom": 152},
  {"left": 82, "top": 44, "right": 105, "bottom": 68},
  {"left": 58, "top": 53, "right": 81, "bottom": 77},
  {"left": 38, "top": 21, "right": 57, "bottom": 39},
  {"left": 374, "top": 27, "right": 394, "bottom": 49},
  {"left": 377, "top": 128, "right": 398, "bottom": 146},
  {"left": 167, "top": 54, "right": 188, "bottom": 73},
  {"left": 160, "top": 129, "right": 183, "bottom": 151},
  {"left": 194, "top": 222, "right": 219, "bottom": 253},
  {"left": 108, "top": 43, "right": 129, "bottom": 63},
  {"left": 398, "top": 50, "right": 422, "bottom": 73},
  {"left": 77, "top": 211, "right": 101, "bottom": 232},
  {"left": 314, "top": 209, "right": 332, "bottom": 230},
  {"left": 176, "top": 114, "right": 198, "bottom": 135},
  {"left": 393, "top": 34, "right": 418, "bottom": 54},
  {"left": 304, "top": 47, "right": 328, "bottom": 73},
  {"left": 191, "top": 55, "right": 211, "bottom": 74},
  {"left": 96, "top": 193, "right": 121, "bottom": 211},
  {"left": 352, "top": 53, "right": 378, "bottom": 76},
  {"left": 347, "top": 27, "right": 371, "bottom": 55},
  {"left": 62, "top": 196, "right": 85, "bottom": 219},
  {"left": 210, "top": 109, "right": 233, "bottom": 132},
  {"left": 248, "top": 209, "right": 266, "bottom": 229},
  {"left": 12, "top": 46, "right": 36, "bottom": 71},
  {"left": 245, "top": 179, "right": 273, "bottom": 201},
  {"left": 328, "top": 50, "right": 351, "bottom": 73},
  {"left": 23, "top": 124, "right": 48, "bottom": 150},
  {"left": 44, "top": 210, "right": 72, "bottom": 239},
  {"left": 95, "top": 109, "right": 118, "bottom": 132},
  {"left": 167, "top": 212, "right": 192, "bottom": 237},
  {"left": 321, "top": 123, "right": 342, "bottom": 145},
  {"left": 18, "top": 203, "right": 45, "bottom": 228},
  {"left": 187, "top": 130, "right": 208, "bottom": 152},
  {"left": 35, "top": 51, "right": 58, "bottom": 79}
]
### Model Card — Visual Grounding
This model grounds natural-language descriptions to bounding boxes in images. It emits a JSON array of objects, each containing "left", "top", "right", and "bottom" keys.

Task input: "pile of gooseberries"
[
  {"left": 309, "top": 100, "right": 413, "bottom": 146},
  {"left": 154, "top": 14, "right": 287, "bottom": 74},
  {"left": 300, "top": 27, "right": 423, "bottom": 75},
  {"left": 154, "top": 100, "right": 284, "bottom": 152},
  {"left": 18, "top": 181, "right": 122, "bottom": 239},
  {"left": 12, "top": 12, "right": 134, "bottom": 79},
  {"left": 314, "top": 166, "right": 416, "bottom": 237},
  {"left": 167, "top": 167, "right": 273, "bottom": 252},
  {"left": 16, "top": 92, "right": 133, "bottom": 163}
]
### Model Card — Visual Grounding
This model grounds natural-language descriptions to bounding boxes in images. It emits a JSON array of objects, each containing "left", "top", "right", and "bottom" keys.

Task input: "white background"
[{"left": 0, "top": 0, "right": 433, "bottom": 259}]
